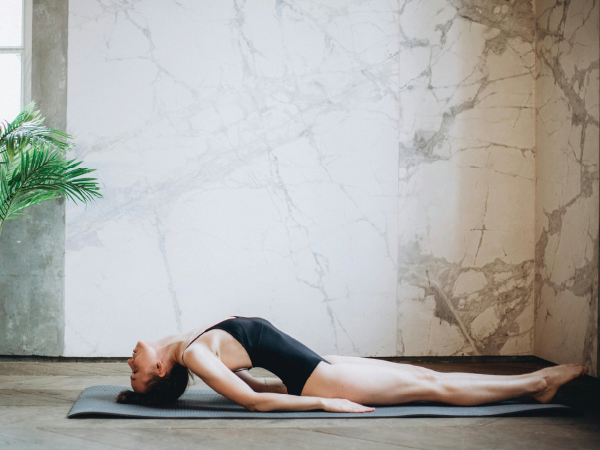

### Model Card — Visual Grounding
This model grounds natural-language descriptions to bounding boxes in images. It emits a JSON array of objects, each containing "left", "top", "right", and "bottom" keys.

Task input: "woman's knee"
[
  {"left": 415, "top": 367, "right": 438, "bottom": 380},
  {"left": 412, "top": 371, "right": 445, "bottom": 402},
  {"left": 385, "top": 371, "right": 444, "bottom": 404}
]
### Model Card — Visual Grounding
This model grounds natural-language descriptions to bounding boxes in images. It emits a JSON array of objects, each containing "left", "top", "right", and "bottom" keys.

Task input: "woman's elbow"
[
  {"left": 242, "top": 394, "right": 262, "bottom": 412},
  {"left": 246, "top": 397, "right": 275, "bottom": 412}
]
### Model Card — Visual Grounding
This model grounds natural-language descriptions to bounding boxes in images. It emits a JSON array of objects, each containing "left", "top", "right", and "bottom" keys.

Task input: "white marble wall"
[
  {"left": 65, "top": 0, "right": 399, "bottom": 356},
  {"left": 396, "top": 0, "right": 537, "bottom": 356},
  {"left": 64, "top": 0, "right": 598, "bottom": 367},
  {"left": 534, "top": 0, "right": 599, "bottom": 376}
]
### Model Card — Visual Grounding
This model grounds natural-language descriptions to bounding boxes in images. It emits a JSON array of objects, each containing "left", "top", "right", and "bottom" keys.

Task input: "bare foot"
[{"left": 533, "top": 364, "right": 587, "bottom": 403}]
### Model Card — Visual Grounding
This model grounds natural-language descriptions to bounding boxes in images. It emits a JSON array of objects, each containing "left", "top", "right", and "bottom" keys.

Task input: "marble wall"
[
  {"left": 534, "top": 0, "right": 599, "bottom": 376},
  {"left": 65, "top": 0, "right": 399, "bottom": 356},
  {"left": 396, "top": 0, "right": 537, "bottom": 357},
  {"left": 63, "top": 0, "right": 599, "bottom": 371}
]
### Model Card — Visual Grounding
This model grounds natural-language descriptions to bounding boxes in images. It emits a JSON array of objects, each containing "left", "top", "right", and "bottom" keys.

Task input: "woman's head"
[{"left": 117, "top": 340, "right": 192, "bottom": 406}]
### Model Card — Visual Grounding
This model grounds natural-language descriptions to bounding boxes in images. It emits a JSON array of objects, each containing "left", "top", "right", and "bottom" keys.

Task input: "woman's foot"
[{"left": 532, "top": 364, "right": 588, "bottom": 403}]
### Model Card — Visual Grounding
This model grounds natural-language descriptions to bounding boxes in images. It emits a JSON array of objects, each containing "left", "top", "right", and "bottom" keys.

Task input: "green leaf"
[
  {"left": 0, "top": 145, "right": 102, "bottom": 222},
  {"left": 0, "top": 101, "right": 72, "bottom": 165},
  {"left": 0, "top": 103, "right": 102, "bottom": 247}
]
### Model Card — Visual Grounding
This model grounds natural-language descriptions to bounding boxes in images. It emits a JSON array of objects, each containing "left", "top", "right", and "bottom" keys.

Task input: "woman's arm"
[
  {"left": 184, "top": 347, "right": 372, "bottom": 412},
  {"left": 234, "top": 369, "right": 288, "bottom": 394}
]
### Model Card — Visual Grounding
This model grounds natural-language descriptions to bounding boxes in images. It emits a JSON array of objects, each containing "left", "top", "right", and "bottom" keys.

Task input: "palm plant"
[{"left": 0, "top": 102, "right": 101, "bottom": 247}]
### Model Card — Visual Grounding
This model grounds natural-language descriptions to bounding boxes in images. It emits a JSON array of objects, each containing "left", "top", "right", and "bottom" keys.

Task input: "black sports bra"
[{"left": 181, "top": 316, "right": 329, "bottom": 395}]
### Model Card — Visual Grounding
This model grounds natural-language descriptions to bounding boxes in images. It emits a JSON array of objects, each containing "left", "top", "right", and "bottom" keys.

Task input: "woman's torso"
[
  {"left": 181, "top": 316, "right": 328, "bottom": 395},
  {"left": 180, "top": 316, "right": 252, "bottom": 371}
]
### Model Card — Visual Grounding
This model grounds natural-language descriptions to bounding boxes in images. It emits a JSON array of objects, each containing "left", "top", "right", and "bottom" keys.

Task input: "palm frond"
[
  {"left": 0, "top": 145, "right": 102, "bottom": 222},
  {"left": 0, "top": 101, "right": 72, "bottom": 164}
]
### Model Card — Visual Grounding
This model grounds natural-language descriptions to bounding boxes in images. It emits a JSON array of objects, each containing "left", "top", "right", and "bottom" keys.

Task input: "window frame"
[{"left": 0, "top": 0, "right": 32, "bottom": 119}]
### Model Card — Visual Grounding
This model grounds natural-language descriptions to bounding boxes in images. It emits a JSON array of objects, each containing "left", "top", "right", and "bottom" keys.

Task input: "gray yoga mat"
[{"left": 68, "top": 386, "right": 572, "bottom": 418}]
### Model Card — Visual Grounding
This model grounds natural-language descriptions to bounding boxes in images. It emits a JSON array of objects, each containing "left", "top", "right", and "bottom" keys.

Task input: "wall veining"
[
  {"left": 396, "top": 0, "right": 537, "bottom": 357},
  {"left": 534, "top": 0, "right": 599, "bottom": 376},
  {"left": 3, "top": 0, "right": 596, "bottom": 375},
  {"left": 65, "top": 0, "right": 400, "bottom": 356}
]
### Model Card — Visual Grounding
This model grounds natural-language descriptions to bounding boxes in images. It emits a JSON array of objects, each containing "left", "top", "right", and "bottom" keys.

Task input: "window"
[{"left": 0, "top": 0, "right": 31, "bottom": 123}]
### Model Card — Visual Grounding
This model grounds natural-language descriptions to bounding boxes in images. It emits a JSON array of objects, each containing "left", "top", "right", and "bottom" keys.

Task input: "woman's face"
[{"left": 127, "top": 340, "right": 157, "bottom": 393}]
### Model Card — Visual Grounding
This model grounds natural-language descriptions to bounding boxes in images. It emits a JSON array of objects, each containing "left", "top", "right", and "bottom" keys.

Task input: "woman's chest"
[{"left": 200, "top": 330, "right": 253, "bottom": 371}]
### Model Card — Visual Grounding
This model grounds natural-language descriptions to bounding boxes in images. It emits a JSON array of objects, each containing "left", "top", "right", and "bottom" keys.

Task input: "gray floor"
[{"left": 0, "top": 360, "right": 598, "bottom": 449}]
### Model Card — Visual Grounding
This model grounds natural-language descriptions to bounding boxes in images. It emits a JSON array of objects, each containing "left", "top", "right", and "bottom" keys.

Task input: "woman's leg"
[
  {"left": 324, "top": 354, "right": 590, "bottom": 384},
  {"left": 324, "top": 355, "right": 534, "bottom": 381},
  {"left": 305, "top": 359, "right": 587, "bottom": 405},
  {"left": 437, "top": 364, "right": 588, "bottom": 404}
]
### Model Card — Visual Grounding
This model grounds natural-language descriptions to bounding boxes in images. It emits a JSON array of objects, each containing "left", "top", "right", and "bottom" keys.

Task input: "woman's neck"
[{"left": 153, "top": 336, "right": 187, "bottom": 367}]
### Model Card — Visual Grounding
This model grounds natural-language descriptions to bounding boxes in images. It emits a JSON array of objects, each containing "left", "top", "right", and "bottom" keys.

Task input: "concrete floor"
[{"left": 0, "top": 360, "right": 598, "bottom": 449}]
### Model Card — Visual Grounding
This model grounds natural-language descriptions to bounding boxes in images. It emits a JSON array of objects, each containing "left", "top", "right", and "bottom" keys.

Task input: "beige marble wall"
[
  {"left": 534, "top": 0, "right": 599, "bottom": 376},
  {"left": 397, "top": 0, "right": 537, "bottom": 356}
]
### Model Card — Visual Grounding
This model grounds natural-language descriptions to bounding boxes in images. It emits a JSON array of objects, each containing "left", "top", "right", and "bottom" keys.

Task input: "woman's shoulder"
[{"left": 180, "top": 316, "right": 237, "bottom": 362}]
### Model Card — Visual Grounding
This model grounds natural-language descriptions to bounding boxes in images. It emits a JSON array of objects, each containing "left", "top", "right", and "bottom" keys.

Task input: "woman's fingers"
[
  {"left": 354, "top": 405, "right": 375, "bottom": 412},
  {"left": 348, "top": 400, "right": 374, "bottom": 412},
  {"left": 322, "top": 398, "right": 375, "bottom": 413},
  {"left": 347, "top": 401, "right": 375, "bottom": 413}
]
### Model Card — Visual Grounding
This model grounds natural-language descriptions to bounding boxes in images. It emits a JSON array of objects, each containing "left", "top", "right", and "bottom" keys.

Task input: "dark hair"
[{"left": 116, "top": 363, "right": 193, "bottom": 406}]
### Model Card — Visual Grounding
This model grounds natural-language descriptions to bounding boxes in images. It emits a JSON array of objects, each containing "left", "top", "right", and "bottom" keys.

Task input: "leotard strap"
[{"left": 181, "top": 317, "right": 238, "bottom": 365}]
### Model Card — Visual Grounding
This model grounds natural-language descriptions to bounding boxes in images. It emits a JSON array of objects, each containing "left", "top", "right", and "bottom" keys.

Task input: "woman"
[{"left": 118, "top": 316, "right": 588, "bottom": 412}]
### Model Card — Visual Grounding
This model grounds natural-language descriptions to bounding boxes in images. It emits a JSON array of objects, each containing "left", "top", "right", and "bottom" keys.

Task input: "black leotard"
[{"left": 182, "top": 316, "right": 330, "bottom": 396}]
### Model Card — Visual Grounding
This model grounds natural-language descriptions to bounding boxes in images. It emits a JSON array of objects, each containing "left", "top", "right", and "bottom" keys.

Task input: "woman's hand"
[{"left": 321, "top": 398, "right": 375, "bottom": 413}]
